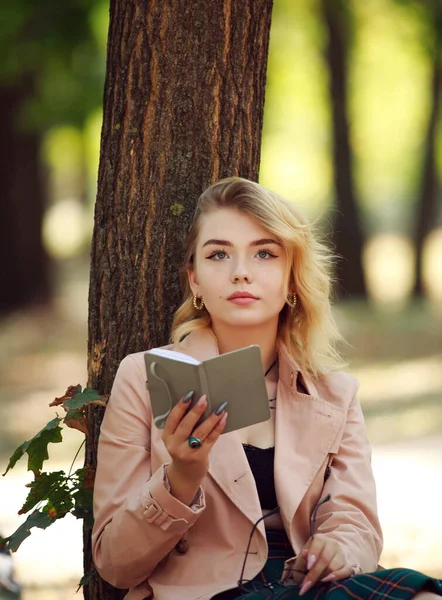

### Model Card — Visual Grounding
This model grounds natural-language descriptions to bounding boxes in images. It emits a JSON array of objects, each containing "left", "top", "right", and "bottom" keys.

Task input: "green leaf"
[
  {"left": 72, "top": 487, "right": 94, "bottom": 529},
  {"left": 27, "top": 422, "right": 63, "bottom": 474},
  {"left": 64, "top": 407, "right": 84, "bottom": 421},
  {"left": 76, "top": 569, "right": 95, "bottom": 592},
  {"left": 44, "top": 484, "right": 74, "bottom": 518},
  {"left": 3, "top": 418, "right": 63, "bottom": 476},
  {"left": 19, "top": 471, "right": 66, "bottom": 514},
  {"left": 3, "top": 510, "right": 54, "bottom": 552},
  {"left": 64, "top": 387, "right": 101, "bottom": 411},
  {"left": 3, "top": 440, "right": 32, "bottom": 475}
]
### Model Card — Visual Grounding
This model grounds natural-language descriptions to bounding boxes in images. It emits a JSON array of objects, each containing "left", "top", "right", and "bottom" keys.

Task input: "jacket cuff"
[{"left": 141, "top": 466, "right": 205, "bottom": 534}]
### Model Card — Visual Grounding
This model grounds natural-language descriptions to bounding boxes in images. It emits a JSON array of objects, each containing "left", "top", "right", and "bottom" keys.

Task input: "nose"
[
  {"left": 231, "top": 259, "right": 252, "bottom": 283},
  {"left": 233, "top": 273, "right": 251, "bottom": 283}
]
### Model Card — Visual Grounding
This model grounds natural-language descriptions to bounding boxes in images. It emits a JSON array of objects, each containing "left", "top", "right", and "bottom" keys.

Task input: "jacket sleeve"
[
  {"left": 91, "top": 354, "right": 205, "bottom": 590},
  {"left": 315, "top": 389, "right": 383, "bottom": 573}
]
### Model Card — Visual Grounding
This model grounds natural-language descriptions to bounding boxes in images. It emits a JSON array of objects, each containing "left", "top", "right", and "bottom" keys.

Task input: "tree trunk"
[
  {"left": 320, "top": 0, "right": 367, "bottom": 298},
  {"left": 0, "top": 83, "right": 51, "bottom": 314},
  {"left": 413, "top": 46, "right": 441, "bottom": 296},
  {"left": 84, "top": 0, "right": 273, "bottom": 598}
]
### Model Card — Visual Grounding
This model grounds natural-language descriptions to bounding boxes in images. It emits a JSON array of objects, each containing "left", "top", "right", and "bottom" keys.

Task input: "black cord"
[
  {"left": 264, "top": 358, "right": 277, "bottom": 377},
  {"left": 237, "top": 493, "right": 332, "bottom": 593},
  {"left": 310, "top": 493, "right": 331, "bottom": 537}
]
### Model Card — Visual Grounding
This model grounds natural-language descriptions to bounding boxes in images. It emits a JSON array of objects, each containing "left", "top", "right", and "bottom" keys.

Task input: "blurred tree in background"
[
  {"left": 261, "top": 0, "right": 442, "bottom": 303},
  {"left": 400, "top": 0, "right": 442, "bottom": 296},
  {"left": 0, "top": 0, "right": 106, "bottom": 313},
  {"left": 320, "top": 0, "right": 367, "bottom": 297}
]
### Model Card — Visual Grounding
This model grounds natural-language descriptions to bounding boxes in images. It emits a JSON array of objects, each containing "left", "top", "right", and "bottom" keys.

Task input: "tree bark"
[
  {"left": 84, "top": 0, "right": 273, "bottom": 598},
  {"left": 413, "top": 41, "right": 441, "bottom": 296},
  {"left": 0, "top": 82, "right": 51, "bottom": 313},
  {"left": 320, "top": 0, "right": 367, "bottom": 298}
]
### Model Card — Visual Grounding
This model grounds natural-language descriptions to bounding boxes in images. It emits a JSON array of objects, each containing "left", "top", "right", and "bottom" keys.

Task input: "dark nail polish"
[
  {"left": 182, "top": 391, "right": 194, "bottom": 404},
  {"left": 215, "top": 401, "right": 228, "bottom": 415}
]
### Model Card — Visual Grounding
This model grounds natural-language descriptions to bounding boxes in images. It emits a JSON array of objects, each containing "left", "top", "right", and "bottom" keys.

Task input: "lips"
[{"left": 227, "top": 292, "right": 259, "bottom": 300}]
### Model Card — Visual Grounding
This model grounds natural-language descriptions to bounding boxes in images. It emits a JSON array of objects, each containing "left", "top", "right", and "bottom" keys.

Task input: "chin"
[{"left": 219, "top": 313, "right": 273, "bottom": 328}]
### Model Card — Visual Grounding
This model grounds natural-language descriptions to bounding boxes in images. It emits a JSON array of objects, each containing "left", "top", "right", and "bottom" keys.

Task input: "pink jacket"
[{"left": 92, "top": 328, "right": 383, "bottom": 600}]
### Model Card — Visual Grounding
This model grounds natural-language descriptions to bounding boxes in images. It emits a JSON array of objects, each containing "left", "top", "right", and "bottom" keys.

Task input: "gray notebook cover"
[{"left": 144, "top": 345, "right": 270, "bottom": 433}]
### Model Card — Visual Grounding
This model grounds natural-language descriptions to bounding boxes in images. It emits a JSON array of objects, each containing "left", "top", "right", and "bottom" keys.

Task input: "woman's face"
[{"left": 188, "top": 207, "right": 290, "bottom": 329}]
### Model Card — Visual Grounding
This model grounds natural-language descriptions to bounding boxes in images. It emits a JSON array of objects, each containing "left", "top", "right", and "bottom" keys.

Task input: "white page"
[{"left": 146, "top": 348, "right": 200, "bottom": 365}]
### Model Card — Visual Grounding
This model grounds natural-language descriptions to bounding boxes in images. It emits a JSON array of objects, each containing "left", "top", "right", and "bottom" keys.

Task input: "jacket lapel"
[
  {"left": 274, "top": 343, "right": 345, "bottom": 535},
  {"left": 208, "top": 432, "right": 264, "bottom": 530}
]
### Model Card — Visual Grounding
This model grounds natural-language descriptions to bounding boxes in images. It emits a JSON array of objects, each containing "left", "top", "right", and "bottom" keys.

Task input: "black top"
[{"left": 242, "top": 444, "right": 278, "bottom": 510}]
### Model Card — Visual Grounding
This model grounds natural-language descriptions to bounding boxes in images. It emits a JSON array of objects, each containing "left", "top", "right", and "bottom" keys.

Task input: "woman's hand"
[
  {"left": 162, "top": 392, "right": 228, "bottom": 505},
  {"left": 298, "top": 535, "right": 354, "bottom": 596}
]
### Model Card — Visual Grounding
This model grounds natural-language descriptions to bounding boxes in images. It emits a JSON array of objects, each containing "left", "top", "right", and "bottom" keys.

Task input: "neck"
[{"left": 211, "top": 319, "right": 279, "bottom": 374}]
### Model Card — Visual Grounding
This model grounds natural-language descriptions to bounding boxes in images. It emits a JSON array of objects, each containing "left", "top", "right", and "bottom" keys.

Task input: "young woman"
[{"left": 92, "top": 178, "right": 442, "bottom": 600}]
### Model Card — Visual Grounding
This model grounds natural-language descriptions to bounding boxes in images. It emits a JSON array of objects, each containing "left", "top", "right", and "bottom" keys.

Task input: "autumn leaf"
[
  {"left": 43, "top": 489, "right": 73, "bottom": 519},
  {"left": 2, "top": 510, "right": 54, "bottom": 552},
  {"left": 64, "top": 408, "right": 89, "bottom": 435},
  {"left": 3, "top": 418, "right": 63, "bottom": 476},
  {"left": 49, "top": 384, "right": 82, "bottom": 408},
  {"left": 64, "top": 388, "right": 103, "bottom": 411}
]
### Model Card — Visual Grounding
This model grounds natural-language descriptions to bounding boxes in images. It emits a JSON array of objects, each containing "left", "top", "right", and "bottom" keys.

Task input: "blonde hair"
[{"left": 171, "top": 177, "right": 344, "bottom": 377}]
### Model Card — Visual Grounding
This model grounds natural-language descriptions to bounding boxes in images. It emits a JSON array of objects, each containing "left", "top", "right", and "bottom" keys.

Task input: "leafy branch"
[{"left": 0, "top": 385, "right": 108, "bottom": 554}]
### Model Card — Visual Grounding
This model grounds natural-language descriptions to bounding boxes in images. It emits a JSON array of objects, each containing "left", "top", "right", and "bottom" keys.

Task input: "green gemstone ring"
[{"left": 188, "top": 436, "right": 202, "bottom": 449}]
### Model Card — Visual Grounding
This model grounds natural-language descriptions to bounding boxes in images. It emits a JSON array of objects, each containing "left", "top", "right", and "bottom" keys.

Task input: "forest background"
[{"left": 0, "top": 0, "right": 441, "bottom": 598}]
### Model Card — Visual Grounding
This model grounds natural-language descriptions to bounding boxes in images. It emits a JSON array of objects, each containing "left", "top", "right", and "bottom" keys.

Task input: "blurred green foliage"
[
  {"left": 0, "top": 0, "right": 108, "bottom": 130},
  {"left": 261, "top": 0, "right": 442, "bottom": 234},
  {"left": 0, "top": 0, "right": 440, "bottom": 267}
]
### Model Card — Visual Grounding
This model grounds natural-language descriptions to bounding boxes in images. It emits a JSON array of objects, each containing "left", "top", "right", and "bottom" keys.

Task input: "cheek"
[
  {"left": 195, "top": 264, "right": 225, "bottom": 294},
  {"left": 263, "top": 264, "right": 287, "bottom": 291},
  {"left": 197, "top": 260, "right": 227, "bottom": 280}
]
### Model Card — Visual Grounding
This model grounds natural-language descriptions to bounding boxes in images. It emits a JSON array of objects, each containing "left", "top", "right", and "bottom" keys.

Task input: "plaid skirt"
[{"left": 211, "top": 529, "right": 442, "bottom": 599}]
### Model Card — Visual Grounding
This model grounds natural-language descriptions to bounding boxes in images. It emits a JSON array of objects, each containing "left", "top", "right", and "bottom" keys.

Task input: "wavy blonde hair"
[{"left": 171, "top": 177, "right": 344, "bottom": 377}]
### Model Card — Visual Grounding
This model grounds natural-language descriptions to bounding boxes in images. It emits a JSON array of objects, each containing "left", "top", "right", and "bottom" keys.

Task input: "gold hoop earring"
[
  {"left": 287, "top": 293, "right": 297, "bottom": 308},
  {"left": 193, "top": 295, "right": 205, "bottom": 311}
]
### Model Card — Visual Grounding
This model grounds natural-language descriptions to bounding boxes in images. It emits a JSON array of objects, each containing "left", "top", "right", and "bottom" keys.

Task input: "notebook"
[{"left": 144, "top": 345, "right": 270, "bottom": 433}]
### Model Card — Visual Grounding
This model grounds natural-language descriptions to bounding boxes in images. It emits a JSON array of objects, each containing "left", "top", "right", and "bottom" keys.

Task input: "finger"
[
  {"left": 321, "top": 565, "right": 354, "bottom": 583},
  {"left": 318, "top": 555, "right": 346, "bottom": 582},
  {"left": 204, "top": 411, "right": 228, "bottom": 444},
  {"left": 305, "top": 536, "right": 326, "bottom": 573},
  {"left": 302, "top": 560, "right": 328, "bottom": 592},
  {"left": 300, "top": 543, "right": 336, "bottom": 594},
  {"left": 162, "top": 391, "right": 195, "bottom": 436},
  {"left": 191, "top": 401, "right": 228, "bottom": 441},
  {"left": 174, "top": 395, "right": 208, "bottom": 439}
]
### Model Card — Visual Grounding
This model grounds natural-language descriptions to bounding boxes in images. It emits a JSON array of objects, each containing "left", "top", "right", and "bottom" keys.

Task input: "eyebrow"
[{"left": 202, "top": 238, "right": 281, "bottom": 248}]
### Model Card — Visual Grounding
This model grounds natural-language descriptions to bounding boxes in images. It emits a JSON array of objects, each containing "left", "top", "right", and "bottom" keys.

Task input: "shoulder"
[{"left": 312, "top": 369, "right": 359, "bottom": 409}]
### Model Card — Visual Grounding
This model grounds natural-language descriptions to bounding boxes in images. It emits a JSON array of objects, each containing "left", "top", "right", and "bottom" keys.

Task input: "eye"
[
  {"left": 207, "top": 250, "right": 229, "bottom": 260},
  {"left": 256, "top": 249, "right": 277, "bottom": 259}
]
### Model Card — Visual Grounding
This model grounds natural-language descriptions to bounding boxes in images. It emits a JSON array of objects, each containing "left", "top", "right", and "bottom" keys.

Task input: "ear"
[{"left": 187, "top": 268, "right": 200, "bottom": 296}]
